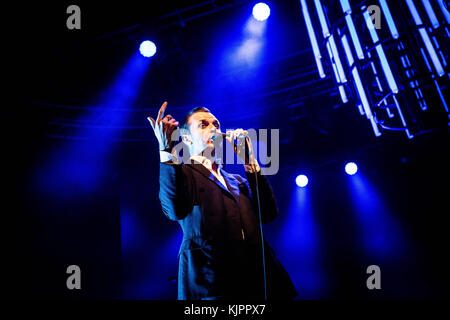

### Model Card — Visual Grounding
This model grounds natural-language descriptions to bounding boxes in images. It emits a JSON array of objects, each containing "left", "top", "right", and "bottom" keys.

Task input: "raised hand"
[{"left": 147, "top": 101, "right": 179, "bottom": 152}]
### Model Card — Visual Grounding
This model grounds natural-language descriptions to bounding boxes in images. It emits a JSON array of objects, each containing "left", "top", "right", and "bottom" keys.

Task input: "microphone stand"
[
  {"left": 214, "top": 130, "right": 268, "bottom": 300},
  {"left": 246, "top": 137, "right": 267, "bottom": 301}
]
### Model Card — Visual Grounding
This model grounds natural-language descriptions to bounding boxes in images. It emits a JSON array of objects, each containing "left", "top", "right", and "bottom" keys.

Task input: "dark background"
[{"left": 1, "top": 0, "right": 448, "bottom": 299}]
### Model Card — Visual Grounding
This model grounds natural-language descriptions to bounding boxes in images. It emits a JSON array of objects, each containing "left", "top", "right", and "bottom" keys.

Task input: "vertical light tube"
[
  {"left": 366, "top": 50, "right": 391, "bottom": 118},
  {"left": 432, "top": 36, "right": 448, "bottom": 67},
  {"left": 300, "top": 0, "right": 326, "bottom": 78},
  {"left": 341, "top": 33, "right": 354, "bottom": 66},
  {"left": 407, "top": 0, "right": 424, "bottom": 23},
  {"left": 378, "top": 0, "right": 400, "bottom": 39},
  {"left": 420, "top": 0, "right": 440, "bottom": 28},
  {"left": 419, "top": 95, "right": 427, "bottom": 110},
  {"left": 339, "top": 0, "right": 351, "bottom": 13},
  {"left": 393, "top": 96, "right": 407, "bottom": 127},
  {"left": 393, "top": 95, "right": 414, "bottom": 139},
  {"left": 314, "top": 0, "right": 346, "bottom": 82},
  {"left": 418, "top": 100, "right": 424, "bottom": 109},
  {"left": 370, "top": 61, "right": 377, "bottom": 75},
  {"left": 418, "top": 29, "right": 445, "bottom": 76},
  {"left": 342, "top": 34, "right": 369, "bottom": 117},
  {"left": 414, "top": 90, "right": 420, "bottom": 99},
  {"left": 406, "top": 0, "right": 445, "bottom": 77},
  {"left": 369, "top": 60, "right": 392, "bottom": 117},
  {"left": 404, "top": 54, "right": 411, "bottom": 67},
  {"left": 339, "top": 85, "right": 348, "bottom": 103},
  {"left": 386, "top": 102, "right": 394, "bottom": 118},
  {"left": 328, "top": 36, "right": 347, "bottom": 83},
  {"left": 342, "top": 33, "right": 380, "bottom": 136},
  {"left": 375, "top": 77, "right": 383, "bottom": 91},
  {"left": 434, "top": 79, "right": 449, "bottom": 113},
  {"left": 432, "top": 36, "right": 440, "bottom": 50},
  {"left": 313, "top": 0, "right": 330, "bottom": 37},
  {"left": 398, "top": 46, "right": 419, "bottom": 119},
  {"left": 368, "top": 113, "right": 382, "bottom": 137},
  {"left": 436, "top": 0, "right": 450, "bottom": 25},
  {"left": 326, "top": 41, "right": 342, "bottom": 83},
  {"left": 357, "top": 103, "right": 365, "bottom": 115},
  {"left": 417, "top": 86, "right": 427, "bottom": 110},
  {"left": 401, "top": 56, "right": 407, "bottom": 68},
  {"left": 339, "top": 0, "right": 364, "bottom": 60},
  {"left": 438, "top": 51, "right": 447, "bottom": 67},
  {"left": 345, "top": 15, "right": 364, "bottom": 60},
  {"left": 363, "top": 10, "right": 399, "bottom": 93},
  {"left": 331, "top": 61, "right": 341, "bottom": 82},
  {"left": 420, "top": 47, "right": 433, "bottom": 72}
]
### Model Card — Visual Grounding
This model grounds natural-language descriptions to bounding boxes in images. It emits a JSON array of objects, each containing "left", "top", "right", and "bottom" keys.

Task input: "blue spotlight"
[
  {"left": 296, "top": 174, "right": 309, "bottom": 188},
  {"left": 252, "top": 2, "right": 270, "bottom": 21},
  {"left": 139, "top": 40, "right": 157, "bottom": 58},
  {"left": 345, "top": 162, "right": 358, "bottom": 175}
]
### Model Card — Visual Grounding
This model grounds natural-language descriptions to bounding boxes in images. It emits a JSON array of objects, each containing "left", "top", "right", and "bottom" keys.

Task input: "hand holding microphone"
[
  {"left": 211, "top": 129, "right": 255, "bottom": 165},
  {"left": 210, "top": 129, "right": 248, "bottom": 140}
]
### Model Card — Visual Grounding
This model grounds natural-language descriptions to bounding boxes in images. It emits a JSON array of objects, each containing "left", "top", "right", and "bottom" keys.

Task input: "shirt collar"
[{"left": 190, "top": 155, "right": 222, "bottom": 175}]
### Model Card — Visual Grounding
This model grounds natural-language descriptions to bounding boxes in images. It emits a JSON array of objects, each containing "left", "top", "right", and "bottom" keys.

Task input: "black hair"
[{"left": 180, "top": 106, "right": 211, "bottom": 135}]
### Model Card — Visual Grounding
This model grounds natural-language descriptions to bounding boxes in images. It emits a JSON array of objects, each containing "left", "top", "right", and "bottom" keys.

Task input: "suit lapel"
[
  {"left": 187, "top": 160, "right": 237, "bottom": 201},
  {"left": 220, "top": 170, "right": 241, "bottom": 202}
]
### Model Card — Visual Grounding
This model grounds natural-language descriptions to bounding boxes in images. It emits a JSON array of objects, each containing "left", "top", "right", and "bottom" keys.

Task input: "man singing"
[{"left": 148, "top": 101, "right": 297, "bottom": 300}]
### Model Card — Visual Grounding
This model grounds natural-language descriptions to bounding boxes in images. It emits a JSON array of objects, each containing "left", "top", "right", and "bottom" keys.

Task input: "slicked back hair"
[{"left": 180, "top": 107, "right": 211, "bottom": 135}]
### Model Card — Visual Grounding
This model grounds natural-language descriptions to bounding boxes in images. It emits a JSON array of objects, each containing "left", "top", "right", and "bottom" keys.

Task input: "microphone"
[{"left": 210, "top": 129, "right": 248, "bottom": 139}]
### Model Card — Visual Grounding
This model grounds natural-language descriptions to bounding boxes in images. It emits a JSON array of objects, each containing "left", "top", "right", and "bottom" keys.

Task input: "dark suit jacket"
[{"left": 159, "top": 159, "right": 297, "bottom": 300}]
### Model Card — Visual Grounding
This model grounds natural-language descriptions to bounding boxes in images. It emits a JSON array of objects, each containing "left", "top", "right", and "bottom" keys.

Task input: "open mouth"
[{"left": 209, "top": 134, "right": 218, "bottom": 143}]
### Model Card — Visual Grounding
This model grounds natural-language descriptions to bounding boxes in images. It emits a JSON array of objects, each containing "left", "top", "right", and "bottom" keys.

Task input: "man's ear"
[{"left": 182, "top": 134, "right": 192, "bottom": 145}]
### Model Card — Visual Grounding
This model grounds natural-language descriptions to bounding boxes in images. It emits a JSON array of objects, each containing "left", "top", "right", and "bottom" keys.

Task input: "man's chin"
[{"left": 201, "top": 144, "right": 216, "bottom": 156}]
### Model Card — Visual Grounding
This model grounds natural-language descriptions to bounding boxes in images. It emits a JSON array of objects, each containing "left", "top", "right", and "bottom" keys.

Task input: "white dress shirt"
[
  {"left": 159, "top": 150, "right": 260, "bottom": 241},
  {"left": 190, "top": 155, "right": 229, "bottom": 191},
  {"left": 159, "top": 150, "right": 261, "bottom": 176}
]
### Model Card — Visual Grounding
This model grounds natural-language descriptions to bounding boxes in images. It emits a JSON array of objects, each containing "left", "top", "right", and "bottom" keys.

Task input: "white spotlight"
[
  {"left": 139, "top": 40, "right": 157, "bottom": 58},
  {"left": 345, "top": 162, "right": 358, "bottom": 175},
  {"left": 252, "top": 3, "right": 271, "bottom": 21},
  {"left": 296, "top": 174, "right": 309, "bottom": 188}
]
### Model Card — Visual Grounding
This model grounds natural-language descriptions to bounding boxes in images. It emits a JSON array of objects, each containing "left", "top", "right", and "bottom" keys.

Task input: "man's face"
[{"left": 185, "top": 112, "right": 221, "bottom": 155}]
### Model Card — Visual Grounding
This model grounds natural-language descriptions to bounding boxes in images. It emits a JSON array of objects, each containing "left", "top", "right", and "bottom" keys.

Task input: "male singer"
[{"left": 148, "top": 101, "right": 297, "bottom": 300}]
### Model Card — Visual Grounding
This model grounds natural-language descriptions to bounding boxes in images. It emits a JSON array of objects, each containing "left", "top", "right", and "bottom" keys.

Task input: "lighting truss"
[{"left": 300, "top": 0, "right": 449, "bottom": 138}]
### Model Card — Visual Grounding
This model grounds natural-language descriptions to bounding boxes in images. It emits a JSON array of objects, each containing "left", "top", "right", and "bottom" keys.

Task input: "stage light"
[
  {"left": 252, "top": 2, "right": 270, "bottom": 21},
  {"left": 378, "top": 0, "right": 400, "bottom": 39},
  {"left": 139, "top": 40, "right": 157, "bottom": 58},
  {"left": 296, "top": 174, "right": 309, "bottom": 188},
  {"left": 405, "top": 0, "right": 444, "bottom": 77},
  {"left": 300, "top": 0, "right": 326, "bottom": 78},
  {"left": 345, "top": 162, "right": 358, "bottom": 175},
  {"left": 341, "top": 34, "right": 380, "bottom": 136},
  {"left": 363, "top": 10, "right": 399, "bottom": 94},
  {"left": 301, "top": 0, "right": 449, "bottom": 139}
]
